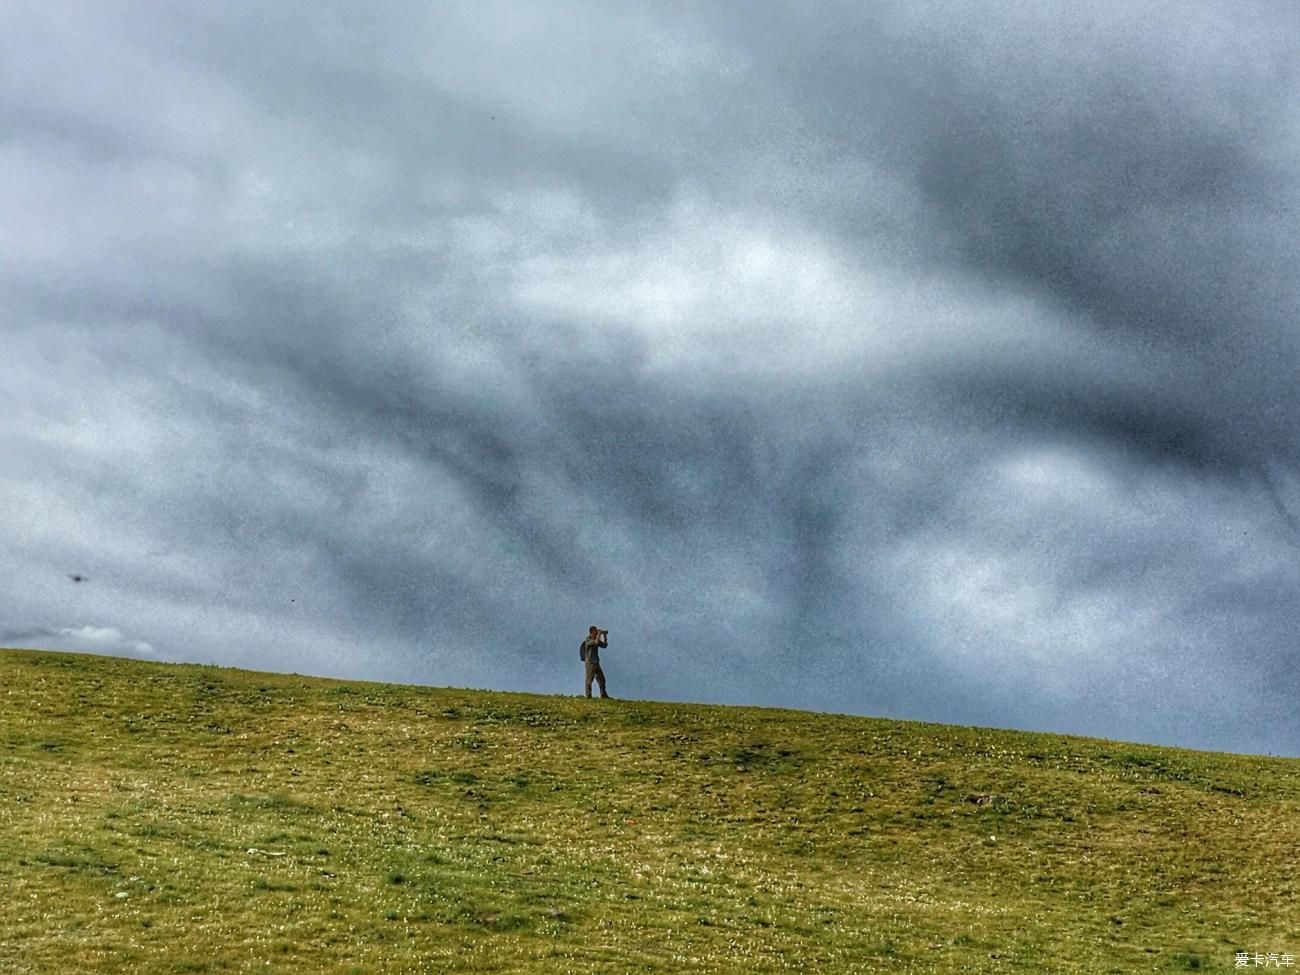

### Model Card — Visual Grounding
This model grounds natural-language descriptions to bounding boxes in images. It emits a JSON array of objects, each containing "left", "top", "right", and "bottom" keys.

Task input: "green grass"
[{"left": 1, "top": 648, "right": 1297, "bottom": 973}]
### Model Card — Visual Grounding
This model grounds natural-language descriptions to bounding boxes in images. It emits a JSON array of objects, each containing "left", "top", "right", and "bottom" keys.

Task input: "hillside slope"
[{"left": 2, "top": 649, "right": 1297, "bottom": 973}]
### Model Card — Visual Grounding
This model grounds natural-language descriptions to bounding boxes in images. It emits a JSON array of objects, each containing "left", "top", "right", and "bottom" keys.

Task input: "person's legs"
[
  {"left": 593, "top": 663, "right": 608, "bottom": 698},
  {"left": 584, "top": 660, "right": 595, "bottom": 697}
]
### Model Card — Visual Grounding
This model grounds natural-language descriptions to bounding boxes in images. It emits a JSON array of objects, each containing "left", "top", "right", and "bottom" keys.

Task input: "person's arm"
[{"left": 598, "top": 632, "right": 608, "bottom": 648}]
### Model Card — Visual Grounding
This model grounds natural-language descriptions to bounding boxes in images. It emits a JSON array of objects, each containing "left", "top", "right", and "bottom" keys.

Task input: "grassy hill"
[{"left": 1, "top": 649, "right": 1297, "bottom": 974}]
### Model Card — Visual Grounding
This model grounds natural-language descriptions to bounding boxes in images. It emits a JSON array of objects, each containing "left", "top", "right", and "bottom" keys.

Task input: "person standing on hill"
[{"left": 580, "top": 625, "right": 610, "bottom": 698}]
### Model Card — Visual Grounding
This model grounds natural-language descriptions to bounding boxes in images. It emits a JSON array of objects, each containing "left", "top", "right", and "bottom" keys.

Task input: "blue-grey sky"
[{"left": 3, "top": 1, "right": 1298, "bottom": 755}]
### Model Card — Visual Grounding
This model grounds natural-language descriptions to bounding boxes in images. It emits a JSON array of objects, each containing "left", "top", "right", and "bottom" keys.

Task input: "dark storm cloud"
[{"left": 2, "top": 1, "right": 1297, "bottom": 755}]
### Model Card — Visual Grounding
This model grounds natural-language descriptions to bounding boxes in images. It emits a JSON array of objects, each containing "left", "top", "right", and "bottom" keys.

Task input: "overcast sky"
[{"left": 3, "top": 1, "right": 1298, "bottom": 756}]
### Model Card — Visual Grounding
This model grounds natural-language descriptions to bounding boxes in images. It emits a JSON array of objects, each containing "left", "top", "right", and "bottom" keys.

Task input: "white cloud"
[
  {"left": 2, "top": 624, "right": 157, "bottom": 659},
  {"left": 888, "top": 442, "right": 1299, "bottom": 692}
]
